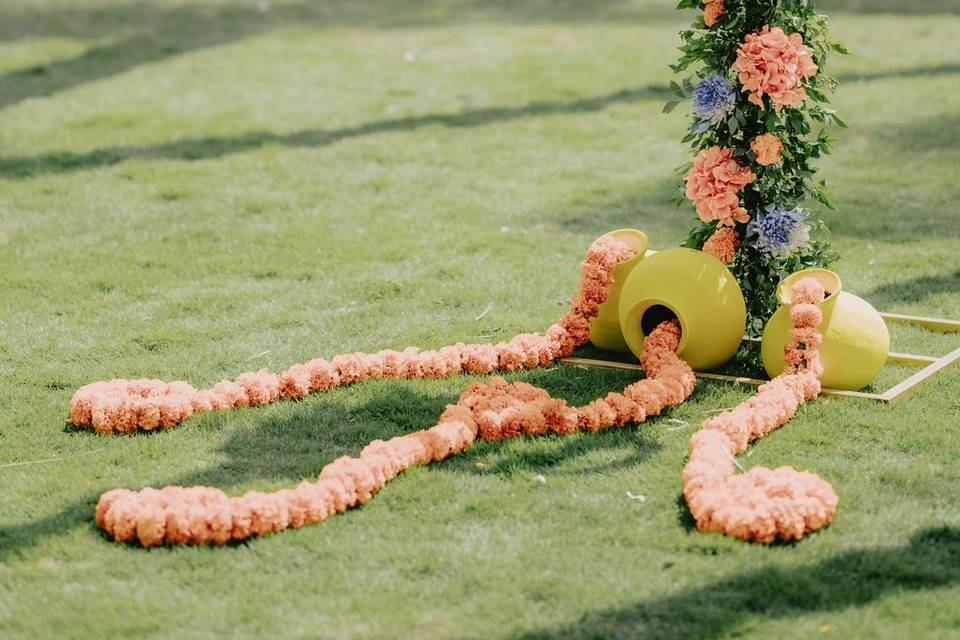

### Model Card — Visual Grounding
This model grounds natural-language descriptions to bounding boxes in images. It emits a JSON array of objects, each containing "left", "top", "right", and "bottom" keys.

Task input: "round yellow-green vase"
[
  {"left": 761, "top": 268, "right": 889, "bottom": 391},
  {"left": 618, "top": 248, "right": 746, "bottom": 371},
  {"left": 588, "top": 229, "right": 649, "bottom": 353}
]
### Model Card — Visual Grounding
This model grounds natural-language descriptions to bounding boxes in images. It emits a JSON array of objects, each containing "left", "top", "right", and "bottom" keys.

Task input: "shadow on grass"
[
  {"left": 0, "top": 0, "right": 678, "bottom": 111},
  {"left": 817, "top": 0, "right": 960, "bottom": 15},
  {"left": 0, "top": 84, "right": 672, "bottom": 178},
  {"left": 874, "top": 112, "right": 960, "bottom": 153},
  {"left": 826, "top": 111, "right": 960, "bottom": 242},
  {"left": 568, "top": 109, "right": 960, "bottom": 246},
  {"left": 838, "top": 62, "right": 960, "bottom": 84},
  {"left": 520, "top": 525, "right": 960, "bottom": 639},
  {"left": 1, "top": 59, "right": 957, "bottom": 181},
  {"left": 865, "top": 270, "right": 960, "bottom": 306},
  {"left": 0, "top": 365, "right": 654, "bottom": 560}
]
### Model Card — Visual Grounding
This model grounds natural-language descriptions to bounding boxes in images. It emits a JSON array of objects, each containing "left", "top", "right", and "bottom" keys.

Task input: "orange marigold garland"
[
  {"left": 70, "top": 237, "right": 635, "bottom": 435},
  {"left": 94, "top": 238, "right": 698, "bottom": 547},
  {"left": 87, "top": 242, "right": 838, "bottom": 547},
  {"left": 97, "top": 321, "right": 694, "bottom": 547},
  {"left": 681, "top": 277, "right": 837, "bottom": 543}
]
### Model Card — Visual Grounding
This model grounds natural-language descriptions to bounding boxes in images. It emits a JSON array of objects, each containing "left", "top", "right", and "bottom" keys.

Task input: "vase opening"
[
  {"left": 641, "top": 304, "right": 680, "bottom": 337},
  {"left": 606, "top": 229, "right": 649, "bottom": 256},
  {"left": 777, "top": 268, "right": 842, "bottom": 305}
]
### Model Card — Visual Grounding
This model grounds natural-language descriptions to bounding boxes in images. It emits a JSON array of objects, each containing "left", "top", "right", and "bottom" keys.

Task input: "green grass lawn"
[{"left": 2, "top": 0, "right": 959, "bottom": 637}]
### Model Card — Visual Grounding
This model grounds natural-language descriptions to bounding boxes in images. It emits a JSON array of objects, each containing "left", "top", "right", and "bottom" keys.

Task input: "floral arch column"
[{"left": 665, "top": 0, "right": 848, "bottom": 333}]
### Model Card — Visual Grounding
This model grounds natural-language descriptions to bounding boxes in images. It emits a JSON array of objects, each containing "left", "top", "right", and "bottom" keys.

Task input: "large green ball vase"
[
  {"left": 761, "top": 268, "right": 889, "bottom": 391},
  {"left": 588, "top": 229, "right": 650, "bottom": 353},
  {"left": 617, "top": 247, "right": 747, "bottom": 371}
]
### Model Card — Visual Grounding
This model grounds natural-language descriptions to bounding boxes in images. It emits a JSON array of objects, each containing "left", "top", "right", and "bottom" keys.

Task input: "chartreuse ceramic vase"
[
  {"left": 617, "top": 248, "right": 747, "bottom": 371},
  {"left": 588, "top": 229, "right": 649, "bottom": 353},
  {"left": 761, "top": 268, "right": 889, "bottom": 391}
]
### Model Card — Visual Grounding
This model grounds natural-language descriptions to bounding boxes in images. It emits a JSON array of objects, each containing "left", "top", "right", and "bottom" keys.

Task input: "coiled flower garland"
[
  {"left": 84, "top": 239, "right": 837, "bottom": 547},
  {"left": 682, "top": 277, "right": 837, "bottom": 543},
  {"left": 94, "top": 239, "right": 697, "bottom": 546}
]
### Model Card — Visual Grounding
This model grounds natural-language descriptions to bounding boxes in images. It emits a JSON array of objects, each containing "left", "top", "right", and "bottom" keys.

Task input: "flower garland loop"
[
  {"left": 682, "top": 277, "right": 837, "bottom": 543},
  {"left": 88, "top": 239, "right": 836, "bottom": 547},
  {"left": 94, "top": 238, "right": 699, "bottom": 546}
]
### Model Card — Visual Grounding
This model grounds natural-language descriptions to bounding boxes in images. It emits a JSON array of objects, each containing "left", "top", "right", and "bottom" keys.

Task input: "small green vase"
[
  {"left": 761, "top": 268, "right": 889, "bottom": 391},
  {"left": 588, "top": 229, "right": 649, "bottom": 353}
]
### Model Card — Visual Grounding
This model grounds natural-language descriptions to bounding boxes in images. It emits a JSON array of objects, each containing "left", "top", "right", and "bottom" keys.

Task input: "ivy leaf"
[{"left": 830, "top": 42, "right": 851, "bottom": 55}]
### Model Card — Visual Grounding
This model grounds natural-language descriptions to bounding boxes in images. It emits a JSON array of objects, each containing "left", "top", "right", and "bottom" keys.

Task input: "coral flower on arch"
[
  {"left": 702, "top": 226, "right": 740, "bottom": 265},
  {"left": 751, "top": 133, "right": 784, "bottom": 166},
  {"left": 703, "top": 0, "right": 725, "bottom": 27},
  {"left": 684, "top": 146, "right": 757, "bottom": 226},
  {"left": 733, "top": 26, "right": 818, "bottom": 110}
]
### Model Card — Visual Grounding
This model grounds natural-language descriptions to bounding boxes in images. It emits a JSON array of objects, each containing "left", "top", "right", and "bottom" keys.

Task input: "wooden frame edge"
[
  {"left": 560, "top": 311, "right": 960, "bottom": 403},
  {"left": 558, "top": 357, "right": 888, "bottom": 401}
]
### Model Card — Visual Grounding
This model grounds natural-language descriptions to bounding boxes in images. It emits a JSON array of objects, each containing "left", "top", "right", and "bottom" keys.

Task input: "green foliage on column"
[{"left": 668, "top": 0, "right": 848, "bottom": 333}]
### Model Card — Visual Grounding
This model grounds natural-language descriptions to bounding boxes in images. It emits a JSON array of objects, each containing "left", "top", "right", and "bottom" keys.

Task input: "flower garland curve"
[
  {"left": 86, "top": 240, "right": 838, "bottom": 547},
  {"left": 94, "top": 238, "right": 697, "bottom": 546},
  {"left": 70, "top": 237, "right": 636, "bottom": 435},
  {"left": 682, "top": 277, "right": 837, "bottom": 543}
]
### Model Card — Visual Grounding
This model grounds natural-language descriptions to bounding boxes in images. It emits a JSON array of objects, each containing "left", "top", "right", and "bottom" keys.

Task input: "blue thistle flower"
[
  {"left": 692, "top": 75, "right": 736, "bottom": 126},
  {"left": 748, "top": 204, "right": 811, "bottom": 258}
]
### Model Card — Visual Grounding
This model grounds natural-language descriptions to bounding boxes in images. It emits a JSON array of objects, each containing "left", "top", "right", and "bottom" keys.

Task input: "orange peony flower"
[
  {"left": 751, "top": 133, "right": 784, "bottom": 166},
  {"left": 684, "top": 146, "right": 757, "bottom": 226},
  {"left": 702, "top": 226, "right": 740, "bottom": 264},
  {"left": 733, "top": 26, "right": 818, "bottom": 110},
  {"left": 703, "top": 0, "right": 724, "bottom": 27}
]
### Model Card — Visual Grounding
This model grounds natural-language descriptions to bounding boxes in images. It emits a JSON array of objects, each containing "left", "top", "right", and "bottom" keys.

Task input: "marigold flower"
[
  {"left": 702, "top": 226, "right": 740, "bottom": 265},
  {"left": 703, "top": 0, "right": 724, "bottom": 27},
  {"left": 751, "top": 133, "right": 783, "bottom": 166}
]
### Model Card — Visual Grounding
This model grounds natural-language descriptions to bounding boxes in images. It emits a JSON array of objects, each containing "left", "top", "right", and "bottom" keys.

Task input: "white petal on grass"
[{"left": 474, "top": 303, "right": 493, "bottom": 321}]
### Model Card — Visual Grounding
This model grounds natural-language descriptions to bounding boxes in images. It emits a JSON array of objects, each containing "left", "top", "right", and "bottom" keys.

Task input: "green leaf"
[
  {"left": 663, "top": 100, "right": 681, "bottom": 114},
  {"left": 830, "top": 42, "right": 851, "bottom": 55}
]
